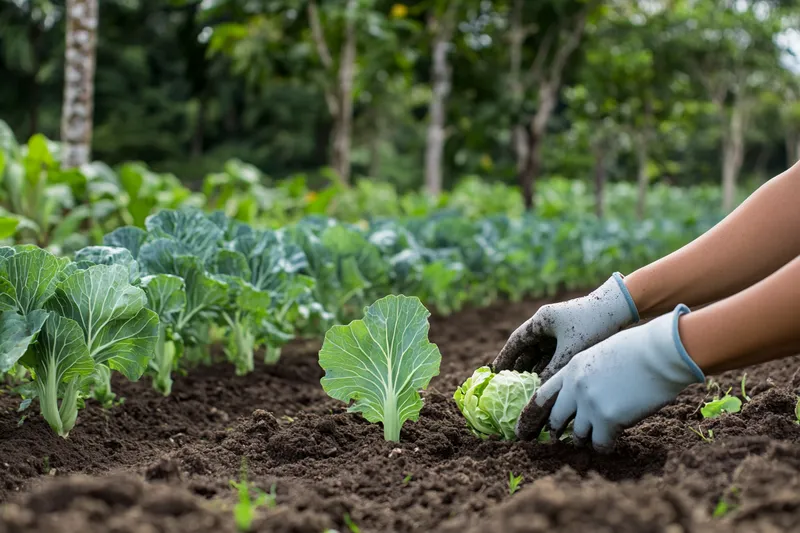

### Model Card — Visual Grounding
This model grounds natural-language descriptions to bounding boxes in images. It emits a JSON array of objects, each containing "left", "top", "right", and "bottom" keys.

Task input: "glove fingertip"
[{"left": 515, "top": 390, "right": 559, "bottom": 441}]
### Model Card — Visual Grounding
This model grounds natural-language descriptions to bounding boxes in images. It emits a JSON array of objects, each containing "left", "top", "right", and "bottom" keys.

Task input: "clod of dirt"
[
  {"left": 441, "top": 469, "right": 703, "bottom": 533},
  {"left": 144, "top": 457, "right": 183, "bottom": 483},
  {"left": 0, "top": 475, "right": 232, "bottom": 533}
]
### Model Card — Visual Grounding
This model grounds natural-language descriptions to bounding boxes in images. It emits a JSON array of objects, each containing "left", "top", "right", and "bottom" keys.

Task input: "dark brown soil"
[{"left": 1, "top": 296, "right": 800, "bottom": 533}]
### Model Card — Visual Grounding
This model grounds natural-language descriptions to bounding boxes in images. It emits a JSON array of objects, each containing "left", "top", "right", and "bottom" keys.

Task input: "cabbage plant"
[
  {"left": 454, "top": 366, "right": 540, "bottom": 440},
  {"left": 319, "top": 294, "right": 441, "bottom": 442},
  {"left": 0, "top": 245, "right": 158, "bottom": 436}
]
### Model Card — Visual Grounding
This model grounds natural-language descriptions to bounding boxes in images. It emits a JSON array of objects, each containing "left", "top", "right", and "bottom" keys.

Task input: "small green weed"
[
  {"left": 508, "top": 471, "right": 523, "bottom": 495},
  {"left": 795, "top": 397, "right": 800, "bottom": 424},
  {"left": 689, "top": 426, "right": 714, "bottom": 442},
  {"left": 713, "top": 487, "right": 740, "bottom": 518},
  {"left": 343, "top": 513, "right": 360, "bottom": 533},
  {"left": 740, "top": 374, "right": 751, "bottom": 403},
  {"left": 229, "top": 459, "right": 276, "bottom": 532}
]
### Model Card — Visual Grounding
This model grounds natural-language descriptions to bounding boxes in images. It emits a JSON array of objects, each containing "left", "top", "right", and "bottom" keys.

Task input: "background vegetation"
[{"left": 1, "top": 0, "right": 798, "bottom": 214}]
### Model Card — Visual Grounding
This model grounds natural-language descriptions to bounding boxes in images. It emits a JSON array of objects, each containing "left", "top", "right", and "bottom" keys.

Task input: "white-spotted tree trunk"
[
  {"left": 61, "top": 0, "right": 98, "bottom": 169},
  {"left": 424, "top": 4, "right": 456, "bottom": 197},
  {"left": 721, "top": 98, "right": 746, "bottom": 212}
]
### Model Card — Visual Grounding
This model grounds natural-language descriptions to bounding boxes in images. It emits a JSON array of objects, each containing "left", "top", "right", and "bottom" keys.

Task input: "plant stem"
[{"left": 383, "top": 395, "right": 400, "bottom": 442}]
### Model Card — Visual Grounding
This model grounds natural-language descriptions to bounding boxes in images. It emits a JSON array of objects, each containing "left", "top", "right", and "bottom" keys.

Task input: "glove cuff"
[
  {"left": 668, "top": 304, "right": 706, "bottom": 383},
  {"left": 590, "top": 273, "right": 640, "bottom": 329},
  {"left": 647, "top": 304, "right": 706, "bottom": 385},
  {"left": 611, "top": 272, "right": 641, "bottom": 323}
]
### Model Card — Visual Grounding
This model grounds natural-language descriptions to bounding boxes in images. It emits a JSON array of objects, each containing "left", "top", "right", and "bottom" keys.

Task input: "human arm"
[
  {"left": 515, "top": 254, "right": 800, "bottom": 450},
  {"left": 624, "top": 161, "right": 800, "bottom": 317},
  {"left": 494, "top": 163, "right": 800, "bottom": 381}
]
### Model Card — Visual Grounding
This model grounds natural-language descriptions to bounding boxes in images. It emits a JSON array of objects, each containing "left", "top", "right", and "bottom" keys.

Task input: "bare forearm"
[
  {"left": 624, "top": 162, "right": 800, "bottom": 317},
  {"left": 678, "top": 255, "right": 800, "bottom": 375}
]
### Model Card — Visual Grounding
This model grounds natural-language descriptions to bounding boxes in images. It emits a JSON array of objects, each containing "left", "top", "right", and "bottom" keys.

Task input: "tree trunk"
[
  {"left": 330, "top": 0, "right": 357, "bottom": 184},
  {"left": 508, "top": 0, "right": 527, "bottom": 175},
  {"left": 520, "top": 130, "right": 542, "bottom": 211},
  {"left": 593, "top": 143, "right": 606, "bottom": 219},
  {"left": 513, "top": 126, "right": 529, "bottom": 174},
  {"left": 61, "top": 0, "right": 99, "bottom": 169},
  {"left": 721, "top": 100, "right": 745, "bottom": 212},
  {"left": 520, "top": 81, "right": 557, "bottom": 210},
  {"left": 191, "top": 96, "right": 205, "bottom": 157},
  {"left": 635, "top": 132, "right": 648, "bottom": 220},
  {"left": 28, "top": 23, "right": 41, "bottom": 137},
  {"left": 424, "top": 10, "right": 453, "bottom": 197}
]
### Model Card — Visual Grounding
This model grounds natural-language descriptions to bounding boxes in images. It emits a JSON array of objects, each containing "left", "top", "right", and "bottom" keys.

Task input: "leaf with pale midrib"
[
  {"left": 44, "top": 264, "right": 157, "bottom": 379},
  {"left": 319, "top": 295, "right": 441, "bottom": 441}
]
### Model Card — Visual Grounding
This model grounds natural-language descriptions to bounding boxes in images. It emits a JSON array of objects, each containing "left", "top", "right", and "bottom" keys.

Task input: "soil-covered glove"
[
  {"left": 492, "top": 273, "right": 639, "bottom": 380},
  {"left": 515, "top": 304, "right": 706, "bottom": 452}
]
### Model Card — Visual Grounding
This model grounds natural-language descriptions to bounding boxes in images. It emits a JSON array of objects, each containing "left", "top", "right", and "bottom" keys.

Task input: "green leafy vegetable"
[
  {"left": 319, "top": 294, "right": 441, "bottom": 442},
  {"left": 140, "top": 274, "right": 186, "bottom": 395},
  {"left": 453, "top": 366, "right": 540, "bottom": 440},
  {"left": 45, "top": 264, "right": 158, "bottom": 379},
  {"left": 21, "top": 313, "right": 95, "bottom": 437},
  {"left": 0, "top": 310, "right": 48, "bottom": 371},
  {"left": 700, "top": 387, "right": 742, "bottom": 419}
]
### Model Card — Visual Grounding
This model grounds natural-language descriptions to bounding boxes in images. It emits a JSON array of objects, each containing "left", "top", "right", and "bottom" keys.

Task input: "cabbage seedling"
[
  {"left": 319, "top": 294, "right": 441, "bottom": 442},
  {"left": 453, "top": 366, "right": 540, "bottom": 440},
  {"left": 700, "top": 387, "right": 741, "bottom": 419}
]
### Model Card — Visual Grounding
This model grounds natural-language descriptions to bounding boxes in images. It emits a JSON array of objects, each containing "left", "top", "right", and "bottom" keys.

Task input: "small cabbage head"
[{"left": 453, "top": 366, "right": 540, "bottom": 440}]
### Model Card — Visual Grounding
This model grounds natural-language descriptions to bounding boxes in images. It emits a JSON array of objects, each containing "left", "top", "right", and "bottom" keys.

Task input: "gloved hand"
[
  {"left": 514, "top": 304, "right": 706, "bottom": 451},
  {"left": 492, "top": 273, "right": 640, "bottom": 380}
]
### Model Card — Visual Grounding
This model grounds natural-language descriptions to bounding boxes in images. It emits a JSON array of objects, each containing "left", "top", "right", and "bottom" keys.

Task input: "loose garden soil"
[{"left": 1, "top": 295, "right": 800, "bottom": 533}]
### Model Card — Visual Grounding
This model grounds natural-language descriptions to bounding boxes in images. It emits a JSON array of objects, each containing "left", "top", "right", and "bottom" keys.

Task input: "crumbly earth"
[{"left": 1, "top": 295, "right": 799, "bottom": 533}]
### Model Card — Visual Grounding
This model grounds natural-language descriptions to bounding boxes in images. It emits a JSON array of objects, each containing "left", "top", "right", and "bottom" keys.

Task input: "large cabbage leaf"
[
  {"left": 319, "top": 294, "right": 441, "bottom": 442},
  {"left": 45, "top": 264, "right": 158, "bottom": 379}
]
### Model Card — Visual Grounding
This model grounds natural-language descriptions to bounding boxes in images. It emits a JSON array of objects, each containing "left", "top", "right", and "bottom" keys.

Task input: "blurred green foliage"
[{"left": 0, "top": 0, "right": 797, "bottom": 195}]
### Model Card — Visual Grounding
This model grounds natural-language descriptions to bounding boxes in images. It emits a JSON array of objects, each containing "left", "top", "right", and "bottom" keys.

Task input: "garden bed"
[{"left": 1, "top": 296, "right": 799, "bottom": 533}]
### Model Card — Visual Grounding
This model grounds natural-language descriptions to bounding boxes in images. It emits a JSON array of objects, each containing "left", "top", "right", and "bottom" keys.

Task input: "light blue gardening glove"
[
  {"left": 492, "top": 273, "right": 640, "bottom": 380},
  {"left": 514, "top": 304, "right": 706, "bottom": 452}
]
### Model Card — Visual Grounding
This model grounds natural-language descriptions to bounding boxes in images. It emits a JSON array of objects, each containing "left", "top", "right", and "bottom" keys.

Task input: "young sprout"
[
  {"left": 229, "top": 460, "right": 276, "bottom": 532},
  {"left": 713, "top": 486, "right": 740, "bottom": 518},
  {"left": 712, "top": 498, "right": 731, "bottom": 518},
  {"left": 795, "top": 397, "right": 800, "bottom": 425},
  {"left": 508, "top": 472, "right": 524, "bottom": 495},
  {"left": 700, "top": 387, "right": 742, "bottom": 419},
  {"left": 402, "top": 474, "right": 412, "bottom": 485},
  {"left": 740, "top": 373, "right": 751, "bottom": 402},
  {"left": 343, "top": 513, "right": 361, "bottom": 533},
  {"left": 689, "top": 426, "right": 714, "bottom": 442}
]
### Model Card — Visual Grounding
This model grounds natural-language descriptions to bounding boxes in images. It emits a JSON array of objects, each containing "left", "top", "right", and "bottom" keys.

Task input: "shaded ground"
[{"left": 1, "top": 295, "right": 800, "bottom": 532}]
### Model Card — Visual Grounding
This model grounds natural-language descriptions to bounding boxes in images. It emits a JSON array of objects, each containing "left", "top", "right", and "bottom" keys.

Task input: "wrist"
[
  {"left": 643, "top": 304, "right": 705, "bottom": 385},
  {"left": 621, "top": 267, "right": 666, "bottom": 318},
  {"left": 609, "top": 272, "right": 640, "bottom": 323}
]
